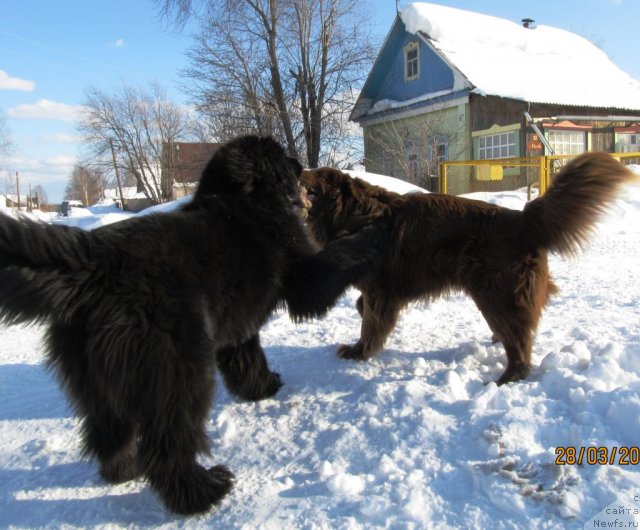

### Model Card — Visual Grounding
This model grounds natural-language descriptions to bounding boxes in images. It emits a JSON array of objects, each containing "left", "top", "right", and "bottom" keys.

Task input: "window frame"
[
  {"left": 477, "top": 131, "right": 516, "bottom": 160},
  {"left": 618, "top": 133, "right": 640, "bottom": 153},
  {"left": 545, "top": 129, "right": 586, "bottom": 156},
  {"left": 404, "top": 41, "right": 419, "bottom": 81}
]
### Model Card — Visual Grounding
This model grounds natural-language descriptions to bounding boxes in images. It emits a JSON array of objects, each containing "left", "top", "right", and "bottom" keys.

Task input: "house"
[
  {"left": 161, "top": 142, "right": 221, "bottom": 200},
  {"left": 103, "top": 186, "right": 154, "bottom": 213},
  {"left": 3, "top": 194, "right": 38, "bottom": 210},
  {"left": 351, "top": 3, "right": 640, "bottom": 192}
]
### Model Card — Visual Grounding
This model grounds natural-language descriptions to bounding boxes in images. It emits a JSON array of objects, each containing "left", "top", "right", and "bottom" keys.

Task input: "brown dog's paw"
[
  {"left": 496, "top": 365, "right": 530, "bottom": 386},
  {"left": 337, "top": 343, "right": 367, "bottom": 361}
]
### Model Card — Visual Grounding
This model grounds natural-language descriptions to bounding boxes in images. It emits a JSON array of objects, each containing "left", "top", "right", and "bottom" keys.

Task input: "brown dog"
[{"left": 300, "top": 153, "right": 635, "bottom": 385}]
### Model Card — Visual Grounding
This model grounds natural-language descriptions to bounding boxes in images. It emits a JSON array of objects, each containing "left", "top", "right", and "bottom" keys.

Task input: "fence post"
[
  {"left": 439, "top": 162, "right": 447, "bottom": 194},
  {"left": 539, "top": 156, "right": 548, "bottom": 195}
]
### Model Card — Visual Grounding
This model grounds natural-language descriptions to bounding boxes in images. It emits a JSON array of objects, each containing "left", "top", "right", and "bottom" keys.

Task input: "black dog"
[{"left": 0, "top": 135, "right": 386, "bottom": 514}]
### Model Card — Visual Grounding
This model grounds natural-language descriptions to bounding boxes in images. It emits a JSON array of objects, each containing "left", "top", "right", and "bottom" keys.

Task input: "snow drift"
[{"left": 1, "top": 169, "right": 639, "bottom": 528}]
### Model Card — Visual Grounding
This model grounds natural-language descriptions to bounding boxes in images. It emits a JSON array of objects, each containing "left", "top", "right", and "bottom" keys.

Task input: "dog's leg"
[
  {"left": 216, "top": 334, "right": 283, "bottom": 401},
  {"left": 83, "top": 412, "right": 141, "bottom": 484},
  {"left": 473, "top": 309, "right": 533, "bottom": 385},
  {"left": 496, "top": 340, "right": 532, "bottom": 385},
  {"left": 47, "top": 322, "right": 143, "bottom": 483},
  {"left": 135, "top": 332, "right": 234, "bottom": 515},
  {"left": 338, "top": 292, "right": 401, "bottom": 360},
  {"left": 471, "top": 274, "right": 546, "bottom": 385}
]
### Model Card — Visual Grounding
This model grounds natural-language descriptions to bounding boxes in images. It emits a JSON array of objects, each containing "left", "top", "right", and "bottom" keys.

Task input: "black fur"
[{"left": 0, "top": 135, "right": 387, "bottom": 515}]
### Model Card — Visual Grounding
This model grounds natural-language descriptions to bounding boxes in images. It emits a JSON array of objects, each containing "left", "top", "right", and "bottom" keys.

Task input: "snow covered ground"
[{"left": 1, "top": 169, "right": 640, "bottom": 529}]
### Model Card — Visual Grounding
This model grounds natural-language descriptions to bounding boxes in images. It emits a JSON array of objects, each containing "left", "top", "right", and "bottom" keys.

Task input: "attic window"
[{"left": 404, "top": 41, "right": 419, "bottom": 81}]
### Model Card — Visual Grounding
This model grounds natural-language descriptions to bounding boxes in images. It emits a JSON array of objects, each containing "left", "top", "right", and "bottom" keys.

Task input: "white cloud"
[
  {"left": 7, "top": 99, "right": 88, "bottom": 123},
  {"left": 1, "top": 151, "right": 77, "bottom": 199},
  {"left": 45, "top": 154, "right": 77, "bottom": 168},
  {"left": 41, "top": 132, "right": 82, "bottom": 144},
  {"left": 0, "top": 70, "right": 35, "bottom": 92},
  {"left": 110, "top": 38, "right": 125, "bottom": 48}
]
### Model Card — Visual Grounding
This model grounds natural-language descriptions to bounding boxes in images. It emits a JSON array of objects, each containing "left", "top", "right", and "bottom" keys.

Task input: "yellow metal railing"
[{"left": 439, "top": 152, "right": 640, "bottom": 197}]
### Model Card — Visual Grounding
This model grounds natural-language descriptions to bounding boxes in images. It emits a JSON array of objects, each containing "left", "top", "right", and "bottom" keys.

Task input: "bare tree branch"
[
  {"left": 78, "top": 82, "right": 194, "bottom": 203},
  {"left": 160, "top": 0, "right": 375, "bottom": 168}
]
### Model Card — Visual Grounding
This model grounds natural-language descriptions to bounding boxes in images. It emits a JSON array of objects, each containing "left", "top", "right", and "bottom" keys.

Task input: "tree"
[
  {"left": 0, "top": 110, "right": 14, "bottom": 161},
  {"left": 366, "top": 111, "right": 466, "bottom": 191},
  {"left": 79, "top": 82, "right": 194, "bottom": 203},
  {"left": 32, "top": 185, "right": 49, "bottom": 209},
  {"left": 156, "top": 0, "right": 375, "bottom": 168},
  {"left": 64, "top": 165, "right": 108, "bottom": 206}
]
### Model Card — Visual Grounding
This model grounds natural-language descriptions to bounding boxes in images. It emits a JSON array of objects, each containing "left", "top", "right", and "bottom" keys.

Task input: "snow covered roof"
[
  {"left": 103, "top": 186, "right": 147, "bottom": 200},
  {"left": 400, "top": 2, "right": 640, "bottom": 110}
]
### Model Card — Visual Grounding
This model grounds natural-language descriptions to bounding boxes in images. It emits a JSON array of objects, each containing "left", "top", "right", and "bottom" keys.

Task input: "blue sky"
[{"left": 1, "top": 0, "right": 637, "bottom": 204}]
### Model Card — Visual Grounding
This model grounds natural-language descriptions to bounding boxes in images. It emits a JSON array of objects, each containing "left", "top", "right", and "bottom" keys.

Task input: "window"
[
  {"left": 405, "top": 139, "right": 420, "bottom": 181},
  {"left": 403, "top": 136, "right": 448, "bottom": 182},
  {"left": 404, "top": 42, "right": 419, "bottom": 81},
  {"left": 546, "top": 130, "right": 585, "bottom": 155},
  {"left": 478, "top": 132, "right": 516, "bottom": 160},
  {"left": 618, "top": 133, "right": 640, "bottom": 153},
  {"left": 427, "top": 134, "right": 448, "bottom": 175},
  {"left": 382, "top": 149, "right": 397, "bottom": 178}
]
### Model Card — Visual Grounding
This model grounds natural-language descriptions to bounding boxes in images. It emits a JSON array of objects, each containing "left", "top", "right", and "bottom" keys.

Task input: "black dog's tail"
[
  {"left": 0, "top": 214, "right": 95, "bottom": 325},
  {"left": 523, "top": 152, "right": 637, "bottom": 256}
]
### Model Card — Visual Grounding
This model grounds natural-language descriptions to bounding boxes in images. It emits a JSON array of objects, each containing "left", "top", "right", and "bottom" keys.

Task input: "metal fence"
[{"left": 439, "top": 152, "right": 640, "bottom": 197}]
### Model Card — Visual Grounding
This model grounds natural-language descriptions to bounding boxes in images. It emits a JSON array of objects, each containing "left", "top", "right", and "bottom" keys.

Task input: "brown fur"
[{"left": 300, "top": 153, "right": 636, "bottom": 385}]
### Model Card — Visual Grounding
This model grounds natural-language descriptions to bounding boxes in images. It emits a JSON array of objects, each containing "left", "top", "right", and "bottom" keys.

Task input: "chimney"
[{"left": 522, "top": 18, "right": 535, "bottom": 29}]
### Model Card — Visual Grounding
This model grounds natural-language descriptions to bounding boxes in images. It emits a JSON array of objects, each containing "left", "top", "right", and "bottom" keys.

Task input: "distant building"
[
  {"left": 161, "top": 142, "right": 221, "bottom": 199},
  {"left": 3, "top": 194, "right": 38, "bottom": 210},
  {"left": 103, "top": 186, "right": 154, "bottom": 213},
  {"left": 351, "top": 2, "right": 640, "bottom": 191}
]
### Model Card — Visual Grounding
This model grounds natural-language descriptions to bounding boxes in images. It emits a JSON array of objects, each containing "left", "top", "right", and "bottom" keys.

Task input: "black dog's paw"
[
  {"left": 336, "top": 218, "right": 391, "bottom": 257},
  {"left": 207, "top": 464, "right": 236, "bottom": 492},
  {"left": 355, "top": 295, "right": 364, "bottom": 316},
  {"left": 160, "top": 464, "right": 235, "bottom": 515},
  {"left": 263, "top": 371, "right": 283, "bottom": 398},
  {"left": 100, "top": 453, "right": 141, "bottom": 484},
  {"left": 237, "top": 371, "right": 283, "bottom": 401}
]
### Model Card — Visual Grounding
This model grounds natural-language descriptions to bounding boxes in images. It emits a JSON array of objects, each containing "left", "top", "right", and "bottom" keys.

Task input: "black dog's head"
[{"left": 195, "top": 135, "right": 303, "bottom": 210}]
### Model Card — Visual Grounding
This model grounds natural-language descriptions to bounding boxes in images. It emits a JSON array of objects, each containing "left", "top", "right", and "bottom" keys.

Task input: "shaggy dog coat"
[
  {"left": 300, "top": 153, "right": 635, "bottom": 385},
  {"left": 0, "top": 135, "right": 387, "bottom": 514}
]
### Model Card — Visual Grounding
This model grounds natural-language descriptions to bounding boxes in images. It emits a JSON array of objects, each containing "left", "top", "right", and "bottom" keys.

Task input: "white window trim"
[
  {"left": 618, "top": 133, "right": 640, "bottom": 153},
  {"left": 404, "top": 41, "right": 419, "bottom": 81},
  {"left": 477, "top": 131, "right": 516, "bottom": 160},
  {"left": 546, "top": 130, "right": 586, "bottom": 156}
]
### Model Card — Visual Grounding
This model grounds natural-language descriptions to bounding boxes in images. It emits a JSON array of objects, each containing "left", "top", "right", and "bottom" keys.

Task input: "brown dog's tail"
[{"left": 523, "top": 152, "right": 637, "bottom": 256}]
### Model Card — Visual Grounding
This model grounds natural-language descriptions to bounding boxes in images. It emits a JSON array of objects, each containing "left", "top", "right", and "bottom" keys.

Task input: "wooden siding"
[{"left": 469, "top": 95, "right": 640, "bottom": 156}]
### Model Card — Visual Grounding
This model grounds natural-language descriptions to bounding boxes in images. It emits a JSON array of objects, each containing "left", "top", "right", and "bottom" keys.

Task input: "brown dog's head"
[{"left": 299, "top": 167, "right": 389, "bottom": 246}]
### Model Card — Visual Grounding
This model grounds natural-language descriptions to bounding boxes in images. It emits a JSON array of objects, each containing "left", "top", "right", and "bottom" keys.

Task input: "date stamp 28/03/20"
[{"left": 555, "top": 446, "right": 639, "bottom": 466}]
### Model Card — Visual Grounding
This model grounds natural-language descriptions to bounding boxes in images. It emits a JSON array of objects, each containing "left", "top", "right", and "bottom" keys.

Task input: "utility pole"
[
  {"left": 109, "top": 138, "right": 126, "bottom": 210},
  {"left": 16, "top": 171, "right": 20, "bottom": 211}
]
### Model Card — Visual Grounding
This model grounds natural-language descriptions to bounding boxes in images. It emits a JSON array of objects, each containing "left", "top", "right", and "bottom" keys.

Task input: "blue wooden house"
[{"left": 351, "top": 3, "right": 640, "bottom": 191}]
